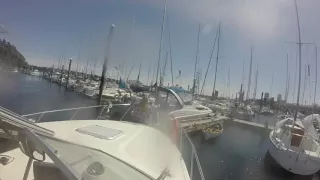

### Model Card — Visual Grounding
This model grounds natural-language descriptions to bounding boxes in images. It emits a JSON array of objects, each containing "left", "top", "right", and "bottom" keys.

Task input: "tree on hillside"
[{"left": 0, "top": 39, "right": 27, "bottom": 68}]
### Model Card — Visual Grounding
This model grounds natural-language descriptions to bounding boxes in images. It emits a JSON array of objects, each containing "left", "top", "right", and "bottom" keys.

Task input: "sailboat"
[{"left": 268, "top": 0, "right": 320, "bottom": 175}]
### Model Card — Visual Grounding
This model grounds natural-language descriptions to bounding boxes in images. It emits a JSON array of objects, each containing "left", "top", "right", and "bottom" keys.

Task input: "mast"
[
  {"left": 228, "top": 66, "right": 230, "bottom": 98},
  {"left": 292, "top": 47, "right": 298, "bottom": 102},
  {"left": 253, "top": 65, "right": 258, "bottom": 99},
  {"left": 167, "top": 12, "right": 174, "bottom": 87},
  {"left": 271, "top": 73, "right": 274, "bottom": 98},
  {"left": 212, "top": 23, "right": 221, "bottom": 99},
  {"left": 288, "top": 73, "right": 291, "bottom": 103},
  {"left": 137, "top": 62, "right": 142, "bottom": 82},
  {"left": 294, "top": 0, "right": 302, "bottom": 121},
  {"left": 302, "top": 64, "right": 307, "bottom": 104},
  {"left": 162, "top": 52, "right": 169, "bottom": 84},
  {"left": 285, "top": 53, "right": 289, "bottom": 102},
  {"left": 151, "top": 65, "right": 156, "bottom": 86},
  {"left": 246, "top": 47, "right": 253, "bottom": 100},
  {"left": 76, "top": 52, "right": 79, "bottom": 77},
  {"left": 314, "top": 46, "right": 318, "bottom": 110},
  {"left": 200, "top": 26, "right": 219, "bottom": 95},
  {"left": 193, "top": 24, "right": 201, "bottom": 97},
  {"left": 147, "top": 64, "right": 151, "bottom": 85},
  {"left": 127, "top": 64, "right": 134, "bottom": 81},
  {"left": 155, "top": 0, "right": 167, "bottom": 89}
]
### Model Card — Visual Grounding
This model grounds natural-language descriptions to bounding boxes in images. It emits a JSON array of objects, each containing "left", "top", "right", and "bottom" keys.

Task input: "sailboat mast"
[
  {"left": 228, "top": 66, "right": 230, "bottom": 98},
  {"left": 302, "top": 64, "right": 307, "bottom": 104},
  {"left": 253, "top": 65, "right": 258, "bottom": 99},
  {"left": 193, "top": 24, "right": 201, "bottom": 96},
  {"left": 167, "top": 12, "right": 174, "bottom": 87},
  {"left": 271, "top": 73, "right": 274, "bottom": 98},
  {"left": 246, "top": 47, "right": 253, "bottom": 100},
  {"left": 200, "top": 26, "right": 219, "bottom": 95},
  {"left": 155, "top": 0, "right": 167, "bottom": 89},
  {"left": 127, "top": 64, "right": 134, "bottom": 81},
  {"left": 285, "top": 53, "right": 289, "bottom": 102},
  {"left": 147, "top": 64, "right": 151, "bottom": 85},
  {"left": 162, "top": 52, "right": 169, "bottom": 83},
  {"left": 137, "top": 62, "right": 142, "bottom": 82},
  {"left": 313, "top": 46, "right": 318, "bottom": 110},
  {"left": 212, "top": 23, "right": 221, "bottom": 98},
  {"left": 76, "top": 52, "right": 79, "bottom": 77},
  {"left": 294, "top": 0, "right": 302, "bottom": 121}
]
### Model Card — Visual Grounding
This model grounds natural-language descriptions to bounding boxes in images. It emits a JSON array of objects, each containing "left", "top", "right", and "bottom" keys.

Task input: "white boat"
[
  {"left": 268, "top": 117, "right": 320, "bottom": 175},
  {"left": 31, "top": 69, "right": 41, "bottom": 76},
  {"left": 260, "top": 107, "right": 274, "bottom": 116},
  {"left": 85, "top": 89, "right": 99, "bottom": 99},
  {"left": 66, "top": 79, "right": 76, "bottom": 90},
  {"left": 233, "top": 105, "right": 254, "bottom": 121},
  {"left": 155, "top": 87, "right": 227, "bottom": 139},
  {"left": 0, "top": 106, "right": 192, "bottom": 180},
  {"left": 302, "top": 114, "right": 320, "bottom": 138},
  {"left": 83, "top": 82, "right": 99, "bottom": 93},
  {"left": 207, "top": 101, "right": 231, "bottom": 114}
]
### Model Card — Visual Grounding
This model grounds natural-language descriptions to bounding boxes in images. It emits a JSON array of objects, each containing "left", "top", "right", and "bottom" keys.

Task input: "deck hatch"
[{"left": 76, "top": 125, "right": 123, "bottom": 140}]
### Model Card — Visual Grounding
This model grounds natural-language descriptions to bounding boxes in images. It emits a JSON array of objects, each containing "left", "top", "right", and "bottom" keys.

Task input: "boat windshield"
[
  {"left": 29, "top": 133, "right": 152, "bottom": 180},
  {"left": 176, "top": 92, "right": 193, "bottom": 104}
]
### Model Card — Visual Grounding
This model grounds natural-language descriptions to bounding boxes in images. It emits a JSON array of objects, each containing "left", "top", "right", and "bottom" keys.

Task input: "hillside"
[{"left": 0, "top": 39, "right": 27, "bottom": 68}]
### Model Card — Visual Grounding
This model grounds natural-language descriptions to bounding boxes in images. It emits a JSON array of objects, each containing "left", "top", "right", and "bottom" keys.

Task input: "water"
[
  {"left": 0, "top": 72, "right": 100, "bottom": 121},
  {"left": 0, "top": 72, "right": 319, "bottom": 180}
]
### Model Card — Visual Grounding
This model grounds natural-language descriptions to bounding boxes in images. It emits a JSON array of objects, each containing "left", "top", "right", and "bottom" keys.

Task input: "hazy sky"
[{"left": 1, "top": 0, "right": 320, "bottom": 103}]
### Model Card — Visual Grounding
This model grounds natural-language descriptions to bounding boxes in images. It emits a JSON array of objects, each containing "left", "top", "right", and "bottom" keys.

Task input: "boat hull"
[{"left": 268, "top": 131, "right": 320, "bottom": 175}]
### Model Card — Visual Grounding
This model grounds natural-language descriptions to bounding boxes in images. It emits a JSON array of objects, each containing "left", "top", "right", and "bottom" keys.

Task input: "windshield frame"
[
  {"left": 175, "top": 91, "right": 193, "bottom": 104},
  {"left": 157, "top": 87, "right": 185, "bottom": 108},
  {"left": 22, "top": 129, "right": 154, "bottom": 180}
]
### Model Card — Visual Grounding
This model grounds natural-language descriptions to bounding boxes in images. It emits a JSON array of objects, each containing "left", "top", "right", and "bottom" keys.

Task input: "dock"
[{"left": 231, "top": 118, "right": 274, "bottom": 131}]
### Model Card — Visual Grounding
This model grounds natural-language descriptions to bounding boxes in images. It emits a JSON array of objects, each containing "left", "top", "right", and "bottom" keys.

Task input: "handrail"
[
  {"left": 21, "top": 105, "right": 113, "bottom": 123},
  {"left": 181, "top": 128, "right": 205, "bottom": 180},
  {"left": 22, "top": 105, "right": 106, "bottom": 117}
]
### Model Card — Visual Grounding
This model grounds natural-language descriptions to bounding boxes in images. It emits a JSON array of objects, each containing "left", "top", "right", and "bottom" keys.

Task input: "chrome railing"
[
  {"left": 22, "top": 105, "right": 110, "bottom": 123},
  {"left": 180, "top": 128, "right": 205, "bottom": 180}
]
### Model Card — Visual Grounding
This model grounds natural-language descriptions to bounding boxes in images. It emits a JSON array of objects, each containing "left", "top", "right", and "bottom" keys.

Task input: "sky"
[{"left": 1, "top": 0, "right": 320, "bottom": 104}]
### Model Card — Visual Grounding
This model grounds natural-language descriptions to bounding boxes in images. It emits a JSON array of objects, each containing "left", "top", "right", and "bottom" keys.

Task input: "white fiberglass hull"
[
  {"left": 0, "top": 120, "right": 191, "bottom": 180},
  {"left": 268, "top": 131, "right": 320, "bottom": 175}
]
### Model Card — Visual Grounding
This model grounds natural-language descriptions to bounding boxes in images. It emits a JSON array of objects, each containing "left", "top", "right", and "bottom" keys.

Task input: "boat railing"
[
  {"left": 22, "top": 105, "right": 111, "bottom": 123},
  {"left": 180, "top": 128, "right": 205, "bottom": 180}
]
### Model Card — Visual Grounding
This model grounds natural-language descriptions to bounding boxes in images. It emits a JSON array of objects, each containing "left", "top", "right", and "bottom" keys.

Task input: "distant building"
[
  {"left": 277, "top": 94, "right": 282, "bottom": 102},
  {"left": 264, "top": 92, "right": 269, "bottom": 100}
]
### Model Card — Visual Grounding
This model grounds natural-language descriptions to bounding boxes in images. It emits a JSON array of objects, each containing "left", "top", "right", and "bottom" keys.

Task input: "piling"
[
  {"left": 66, "top": 58, "right": 72, "bottom": 90},
  {"left": 98, "top": 24, "right": 116, "bottom": 104}
]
